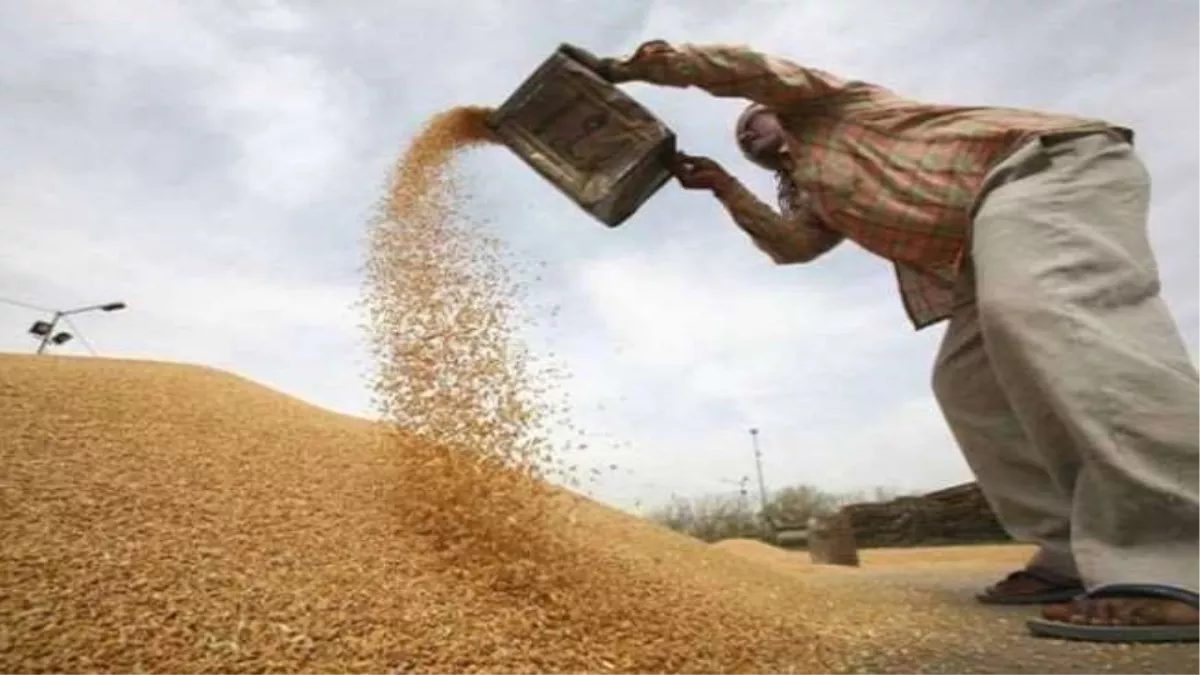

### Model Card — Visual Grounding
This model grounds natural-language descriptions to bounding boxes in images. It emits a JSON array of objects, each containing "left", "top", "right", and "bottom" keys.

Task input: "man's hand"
[
  {"left": 561, "top": 40, "right": 674, "bottom": 84},
  {"left": 670, "top": 152, "right": 735, "bottom": 194},
  {"left": 629, "top": 40, "right": 673, "bottom": 61}
]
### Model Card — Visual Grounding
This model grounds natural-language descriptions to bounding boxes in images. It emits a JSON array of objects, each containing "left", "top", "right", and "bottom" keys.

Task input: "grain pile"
[
  {"left": 712, "top": 539, "right": 850, "bottom": 576},
  {"left": 0, "top": 107, "right": 971, "bottom": 673},
  {"left": 0, "top": 353, "right": 969, "bottom": 673}
]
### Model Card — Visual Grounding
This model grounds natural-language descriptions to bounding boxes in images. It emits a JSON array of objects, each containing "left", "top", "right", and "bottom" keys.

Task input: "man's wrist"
[
  {"left": 711, "top": 176, "right": 739, "bottom": 200},
  {"left": 605, "top": 59, "right": 638, "bottom": 84}
]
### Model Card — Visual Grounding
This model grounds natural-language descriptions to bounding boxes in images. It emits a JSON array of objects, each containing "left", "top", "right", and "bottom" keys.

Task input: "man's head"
[{"left": 735, "top": 103, "right": 789, "bottom": 171}]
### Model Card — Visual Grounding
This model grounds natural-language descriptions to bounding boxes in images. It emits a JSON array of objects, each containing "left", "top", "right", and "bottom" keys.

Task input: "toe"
[
  {"left": 1040, "top": 594, "right": 1200, "bottom": 628},
  {"left": 1043, "top": 603, "right": 1072, "bottom": 622}
]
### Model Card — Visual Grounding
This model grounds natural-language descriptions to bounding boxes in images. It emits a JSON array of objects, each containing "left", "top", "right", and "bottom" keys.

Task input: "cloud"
[
  {"left": 199, "top": 52, "right": 366, "bottom": 207},
  {"left": 1, "top": 0, "right": 1195, "bottom": 513}
]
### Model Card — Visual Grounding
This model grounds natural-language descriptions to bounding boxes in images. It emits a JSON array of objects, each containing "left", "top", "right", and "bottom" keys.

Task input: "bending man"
[{"left": 571, "top": 40, "right": 1199, "bottom": 642}]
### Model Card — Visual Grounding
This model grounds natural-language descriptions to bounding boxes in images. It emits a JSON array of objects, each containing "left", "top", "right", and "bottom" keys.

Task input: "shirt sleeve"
[
  {"left": 715, "top": 179, "right": 844, "bottom": 264},
  {"left": 612, "top": 41, "right": 852, "bottom": 109}
]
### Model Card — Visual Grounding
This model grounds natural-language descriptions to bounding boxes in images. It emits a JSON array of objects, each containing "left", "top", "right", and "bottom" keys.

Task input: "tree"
[
  {"left": 648, "top": 493, "right": 761, "bottom": 543},
  {"left": 647, "top": 483, "right": 914, "bottom": 544},
  {"left": 762, "top": 484, "right": 843, "bottom": 528}
]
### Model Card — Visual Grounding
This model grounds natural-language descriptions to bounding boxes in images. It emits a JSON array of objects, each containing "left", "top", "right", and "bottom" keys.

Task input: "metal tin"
[{"left": 487, "top": 44, "right": 677, "bottom": 227}]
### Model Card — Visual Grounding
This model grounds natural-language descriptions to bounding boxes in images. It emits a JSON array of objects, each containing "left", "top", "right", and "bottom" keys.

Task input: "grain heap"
[{"left": 0, "top": 107, "right": 975, "bottom": 674}]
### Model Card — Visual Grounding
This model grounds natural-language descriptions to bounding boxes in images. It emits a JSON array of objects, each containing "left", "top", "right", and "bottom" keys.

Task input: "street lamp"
[
  {"left": 30, "top": 301, "right": 127, "bottom": 355},
  {"left": 744, "top": 427, "right": 772, "bottom": 538},
  {"left": 749, "top": 428, "right": 770, "bottom": 518}
]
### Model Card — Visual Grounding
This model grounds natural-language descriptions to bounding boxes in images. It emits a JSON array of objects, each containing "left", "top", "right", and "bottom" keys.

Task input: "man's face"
[{"left": 736, "top": 109, "right": 788, "bottom": 171}]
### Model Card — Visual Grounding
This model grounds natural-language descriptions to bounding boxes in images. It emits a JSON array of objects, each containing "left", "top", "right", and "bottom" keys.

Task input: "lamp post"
[
  {"left": 749, "top": 428, "right": 770, "bottom": 517},
  {"left": 31, "top": 301, "right": 126, "bottom": 354}
]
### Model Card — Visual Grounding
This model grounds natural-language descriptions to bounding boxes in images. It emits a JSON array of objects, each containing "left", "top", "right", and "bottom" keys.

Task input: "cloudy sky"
[{"left": 2, "top": 0, "right": 1196, "bottom": 512}]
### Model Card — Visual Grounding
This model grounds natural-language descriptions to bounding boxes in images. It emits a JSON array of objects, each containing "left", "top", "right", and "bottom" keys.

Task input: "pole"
[
  {"left": 35, "top": 311, "right": 63, "bottom": 355},
  {"left": 750, "top": 428, "right": 769, "bottom": 516}
]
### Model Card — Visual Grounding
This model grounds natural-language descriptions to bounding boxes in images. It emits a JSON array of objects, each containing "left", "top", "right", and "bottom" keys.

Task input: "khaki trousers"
[{"left": 933, "top": 131, "right": 1200, "bottom": 592}]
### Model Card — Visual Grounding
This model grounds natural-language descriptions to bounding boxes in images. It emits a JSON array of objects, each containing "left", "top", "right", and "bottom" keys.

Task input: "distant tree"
[
  {"left": 648, "top": 493, "right": 761, "bottom": 543},
  {"left": 762, "top": 484, "right": 843, "bottom": 528},
  {"left": 648, "top": 483, "right": 916, "bottom": 543}
]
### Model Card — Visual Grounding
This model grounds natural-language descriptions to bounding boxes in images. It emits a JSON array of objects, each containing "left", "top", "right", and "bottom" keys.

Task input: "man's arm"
[
  {"left": 608, "top": 41, "right": 854, "bottom": 110},
  {"left": 714, "top": 179, "right": 844, "bottom": 264}
]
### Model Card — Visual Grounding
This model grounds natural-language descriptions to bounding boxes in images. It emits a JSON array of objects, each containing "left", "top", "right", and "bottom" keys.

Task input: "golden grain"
[{"left": 0, "top": 107, "right": 992, "bottom": 673}]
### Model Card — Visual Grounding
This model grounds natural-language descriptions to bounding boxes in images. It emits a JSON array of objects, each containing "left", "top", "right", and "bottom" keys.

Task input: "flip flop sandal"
[
  {"left": 1027, "top": 584, "right": 1200, "bottom": 643},
  {"left": 976, "top": 569, "right": 1084, "bottom": 605}
]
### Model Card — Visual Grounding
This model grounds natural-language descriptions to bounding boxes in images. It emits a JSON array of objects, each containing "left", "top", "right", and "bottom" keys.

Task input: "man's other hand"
[{"left": 670, "top": 152, "right": 734, "bottom": 194}]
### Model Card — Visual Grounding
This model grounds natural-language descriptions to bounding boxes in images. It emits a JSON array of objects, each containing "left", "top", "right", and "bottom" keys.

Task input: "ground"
[{"left": 717, "top": 541, "right": 1199, "bottom": 674}]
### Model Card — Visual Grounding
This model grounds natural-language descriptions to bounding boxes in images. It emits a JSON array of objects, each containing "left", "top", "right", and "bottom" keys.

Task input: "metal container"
[{"left": 487, "top": 44, "right": 677, "bottom": 227}]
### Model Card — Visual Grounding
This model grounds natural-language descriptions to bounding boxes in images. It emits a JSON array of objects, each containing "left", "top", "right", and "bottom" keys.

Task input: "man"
[{"left": 570, "top": 40, "right": 1199, "bottom": 642}]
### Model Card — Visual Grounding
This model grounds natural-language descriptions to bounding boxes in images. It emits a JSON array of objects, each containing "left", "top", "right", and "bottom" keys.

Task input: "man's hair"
[
  {"left": 776, "top": 171, "right": 799, "bottom": 216},
  {"left": 776, "top": 170, "right": 819, "bottom": 223}
]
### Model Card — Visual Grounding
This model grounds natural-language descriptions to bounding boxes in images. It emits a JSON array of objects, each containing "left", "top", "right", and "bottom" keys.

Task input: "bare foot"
[
  {"left": 1043, "top": 596, "right": 1200, "bottom": 627},
  {"left": 1029, "top": 586, "right": 1199, "bottom": 642}
]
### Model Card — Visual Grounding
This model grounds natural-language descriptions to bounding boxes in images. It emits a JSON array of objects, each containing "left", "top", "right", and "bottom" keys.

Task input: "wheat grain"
[{"left": 1, "top": 105, "right": 1134, "bottom": 674}]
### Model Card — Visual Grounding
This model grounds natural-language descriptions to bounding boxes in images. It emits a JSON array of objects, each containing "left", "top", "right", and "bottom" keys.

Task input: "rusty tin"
[{"left": 487, "top": 44, "right": 677, "bottom": 227}]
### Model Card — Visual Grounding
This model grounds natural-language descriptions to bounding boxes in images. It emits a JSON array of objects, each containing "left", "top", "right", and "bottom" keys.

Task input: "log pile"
[{"left": 840, "top": 482, "right": 1011, "bottom": 548}]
